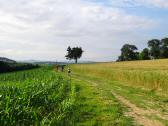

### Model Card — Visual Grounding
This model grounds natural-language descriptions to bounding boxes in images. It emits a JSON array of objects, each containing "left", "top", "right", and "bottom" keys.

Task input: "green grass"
[
  {"left": 71, "top": 72, "right": 168, "bottom": 125},
  {"left": 70, "top": 60, "right": 168, "bottom": 125},
  {"left": 1, "top": 59, "right": 168, "bottom": 125},
  {"left": 0, "top": 66, "right": 134, "bottom": 126},
  {"left": 71, "top": 78, "right": 133, "bottom": 126}
]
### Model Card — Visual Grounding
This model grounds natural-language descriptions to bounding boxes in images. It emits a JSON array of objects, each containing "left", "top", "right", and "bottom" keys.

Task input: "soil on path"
[
  {"left": 112, "top": 92, "right": 164, "bottom": 126},
  {"left": 73, "top": 76, "right": 166, "bottom": 126}
]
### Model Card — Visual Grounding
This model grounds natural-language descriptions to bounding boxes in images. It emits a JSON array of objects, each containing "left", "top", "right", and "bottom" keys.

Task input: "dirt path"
[
  {"left": 112, "top": 92, "right": 164, "bottom": 126},
  {"left": 73, "top": 76, "right": 165, "bottom": 126}
]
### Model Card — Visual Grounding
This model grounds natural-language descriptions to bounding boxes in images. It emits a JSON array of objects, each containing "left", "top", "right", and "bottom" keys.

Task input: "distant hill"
[
  {"left": 20, "top": 60, "right": 67, "bottom": 65},
  {"left": 20, "top": 60, "right": 98, "bottom": 65},
  {"left": 33, "top": 61, "right": 68, "bottom": 65},
  {"left": 0, "top": 57, "right": 16, "bottom": 63}
]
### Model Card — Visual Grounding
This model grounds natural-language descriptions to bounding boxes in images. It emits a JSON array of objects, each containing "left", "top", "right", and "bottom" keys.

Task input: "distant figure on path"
[
  {"left": 56, "top": 65, "right": 59, "bottom": 71},
  {"left": 61, "top": 65, "right": 65, "bottom": 72},
  {"left": 68, "top": 68, "right": 71, "bottom": 76}
]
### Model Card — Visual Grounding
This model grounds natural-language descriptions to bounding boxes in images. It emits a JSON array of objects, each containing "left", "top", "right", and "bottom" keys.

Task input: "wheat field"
[{"left": 71, "top": 59, "right": 168, "bottom": 94}]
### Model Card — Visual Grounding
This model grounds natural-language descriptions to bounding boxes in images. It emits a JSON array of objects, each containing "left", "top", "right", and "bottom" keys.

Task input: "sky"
[{"left": 0, "top": 0, "right": 168, "bottom": 62}]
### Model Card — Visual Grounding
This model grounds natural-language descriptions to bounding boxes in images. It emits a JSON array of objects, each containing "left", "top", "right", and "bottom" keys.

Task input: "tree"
[
  {"left": 139, "top": 48, "right": 150, "bottom": 60},
  {"left": 0, "top": 61, "right": 10, "bottom": 72},
  {"left": 117, "top": 44, "right": 139, "bottom": 61},
  {"left": 65, "top": 46, "right": 83, "bottom": 63},
  {"left": 148, "top": 39, "right": 161, "bottom": 59},
  {"left": 160, "top": 38, "right": 168, "bottom": 58}
]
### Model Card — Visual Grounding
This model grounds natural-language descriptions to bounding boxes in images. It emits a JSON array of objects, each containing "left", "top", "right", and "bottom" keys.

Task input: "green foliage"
[
  {"left": 0, "top": 61, "right": 9, "bottom": 72},
  {"left": 148, "top": 39, "right": 161, "bottom": 59},
  {"left": 0, "top": 67, "right": 76, "bottom": 126},
  {"left": 160, "top": 38, "right": 168, "bottom": 58},
  {"left": 117, "top": 44, "right": 139, "bottom": 61},
  {"left": 0, "top": 61, "right": 39, "bottom": 73},
  {"left": 65, "top": 46, "right": 83, "bottom": 63},
  {"left": 118, "top": 37, "right": 168, "bottom": 61},
  {"left": 139, "top": 48, "right": 150, "bottom": 60}
]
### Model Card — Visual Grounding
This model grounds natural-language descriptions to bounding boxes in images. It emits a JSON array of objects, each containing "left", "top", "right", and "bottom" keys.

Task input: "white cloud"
[{"left": 0, "top": 0, "right": 157, "bottom": 61}]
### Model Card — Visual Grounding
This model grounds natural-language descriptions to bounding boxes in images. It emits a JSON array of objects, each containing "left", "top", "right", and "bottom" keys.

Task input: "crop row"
[{"left": 0, "top": 67, "right": 76, "bottom": 126}]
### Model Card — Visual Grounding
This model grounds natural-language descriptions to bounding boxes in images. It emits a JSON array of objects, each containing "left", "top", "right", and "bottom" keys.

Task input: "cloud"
[
  {"left": 145, "top": 0, "right": 168, "bottom": 8},
  {"left": 0, "top": 0, "right": 157, "bottom": 61},
  {"left": 108, "top": 0, "right": 168, "bottom": 8}
]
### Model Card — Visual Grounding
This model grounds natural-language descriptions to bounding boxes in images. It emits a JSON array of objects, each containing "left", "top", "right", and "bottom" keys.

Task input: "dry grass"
[{"left": 71, "top": 59, "right": 168, "bottom": 94}]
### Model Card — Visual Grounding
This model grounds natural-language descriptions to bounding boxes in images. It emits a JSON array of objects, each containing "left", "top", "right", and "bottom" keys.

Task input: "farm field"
[
  {"left": 70, "top": 59, "right": 168, "bottom": 126},
  {"left": 0, "top": 66, "right": 77, "bottom": 126},
  {"left": 1, "top": 0, "right": 168, "bottom": 125},
  {"left": 1, "top": 59, "right": 168, "bottom": 126},
  {"left": 0, "top": 65, "right": 134, "bottom": 126}
]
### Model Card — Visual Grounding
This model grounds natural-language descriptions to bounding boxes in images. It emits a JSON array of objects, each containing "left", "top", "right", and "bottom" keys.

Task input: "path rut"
[
  {"left": 112, "top": 92, "right": 164, "bottom": 126},
  {"left": 73, "top": 76, "right": 165, "bottom": 126}
]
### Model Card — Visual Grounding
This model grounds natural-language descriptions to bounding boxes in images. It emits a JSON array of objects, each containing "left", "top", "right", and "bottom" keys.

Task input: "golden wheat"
[{"left": 71, "top": 59, "right": 168, "bottom": 94}]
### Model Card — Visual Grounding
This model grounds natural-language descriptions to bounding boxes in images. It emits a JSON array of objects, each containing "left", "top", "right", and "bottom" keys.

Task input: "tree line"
[
  {"left": 117, "top": 38, "right": 168, "bottom": 61},
  {"left": 0, "top": 61, "right": 39, "bottom": 73}
]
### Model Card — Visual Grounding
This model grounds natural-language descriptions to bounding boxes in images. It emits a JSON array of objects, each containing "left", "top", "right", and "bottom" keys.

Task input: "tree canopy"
[
  {"left": 160, "top": 38, "right": 168, "bottom": 58},
  {"left": 65, "top": 46, "right": 83, "bottom": 63},
  {"left": 148, "top": 39, "right": 161, "bottom": 59},
  {"left": 139, "top": 48, "right": 150, "bottom": 60},
  {"left": 117, "top": 44, "right": 139, "bottom": 61},
  {"left": 117, "top": 37, "right": 168, "bottom": 61}
]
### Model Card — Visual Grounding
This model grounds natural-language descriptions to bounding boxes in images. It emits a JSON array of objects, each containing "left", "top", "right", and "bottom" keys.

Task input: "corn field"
[{"left": 0, "top": 66, "right": 76, "bottom": 126}]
